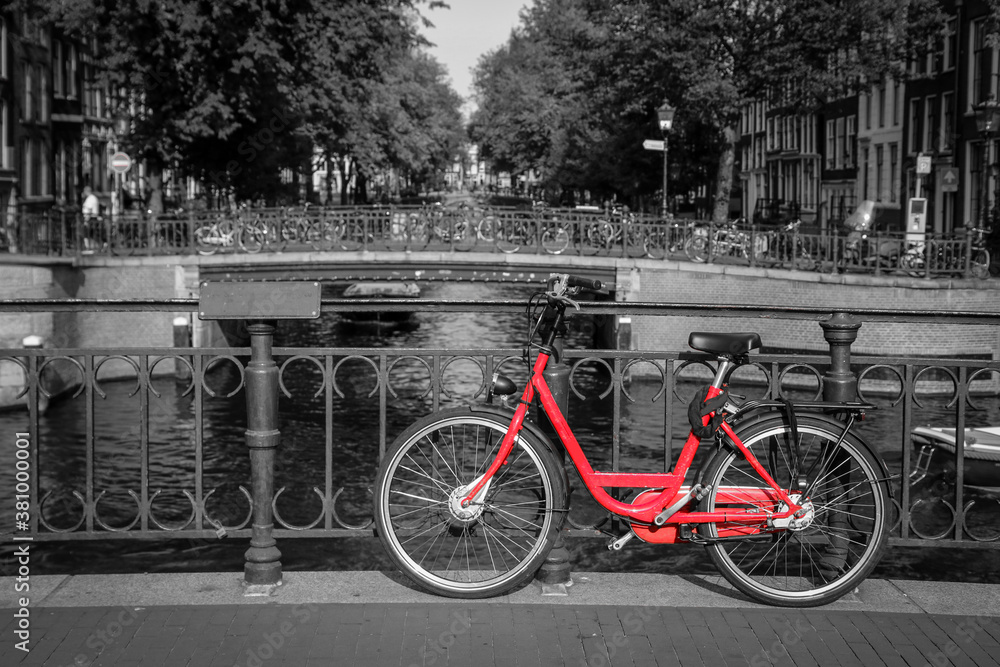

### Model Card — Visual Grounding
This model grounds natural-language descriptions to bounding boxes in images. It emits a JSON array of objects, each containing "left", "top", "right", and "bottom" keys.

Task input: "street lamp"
[
  {"left": 973, "top": 97, "right": 1000, "bottom": 230},
  {"left": 657, "top": 103, "right": 676, "bottom": 218}
]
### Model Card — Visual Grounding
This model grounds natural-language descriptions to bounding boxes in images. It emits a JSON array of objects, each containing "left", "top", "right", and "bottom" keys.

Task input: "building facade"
[{"left": 738, "top": 1, "right": 1000, "bottom": 239}]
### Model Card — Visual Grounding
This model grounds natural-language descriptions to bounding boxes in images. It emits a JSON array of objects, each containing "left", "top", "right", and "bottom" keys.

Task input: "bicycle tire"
[
  {"left": 194, "top": 224, "right": 220, "bottom": 255},
  {"left": 793, "top": 249, "right": 816, "bottom": 272},
  {"left": 495, "top": 219, "right": 526, "bottom": 254},
  {"left": 452, "top": 219, "right": 477, "bottom": 251},
  {"left": 307, "top": 220, "right": 336, "bottom": 251},
  {"left": 971, "top": 249, "right": 990, "bottom": 280},
  {"left": 541, "top": 224, "right": 570, "bottom": 255},
  {"left": 337, "top": 221, "right": 367, "bottom": 251},
  {"left": 700, "top": 413, "right": 889, "bottom": 607},
  {"left": 373, "top": 408, "right": 567, "bottom": 598},
  {"left": 685, "top": 235, "right": 708, "bottom": 263},
  {"left": 477, "top": 215, "right": 497, "bottom": 242},
  {"left": 643, "top": 228, "right": 667, "bottom": 259},
  {"left": 238, "top": 221, "right": 265, "bottom": 253}
]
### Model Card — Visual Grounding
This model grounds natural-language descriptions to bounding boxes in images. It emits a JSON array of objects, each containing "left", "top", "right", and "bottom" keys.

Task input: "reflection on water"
[{"left": 1, "top": 281, "right": 998, "bottom": 581}]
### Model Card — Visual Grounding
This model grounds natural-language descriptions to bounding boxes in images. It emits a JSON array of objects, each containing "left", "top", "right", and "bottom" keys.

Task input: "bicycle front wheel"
[
  {"left": 700, "top": 414, "right": 889, "bottom": 607},
  {"left": 373, "top": 409, "right": 567, "bottom": 598}
]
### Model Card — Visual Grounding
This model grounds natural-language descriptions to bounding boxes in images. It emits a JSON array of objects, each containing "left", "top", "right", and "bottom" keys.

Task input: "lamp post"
[
  {"left": 973, "top": 98, "right": 1000, "bottom": 231},
  {"left": 657, "top": 103, "right": 676, "bottom": 218}
]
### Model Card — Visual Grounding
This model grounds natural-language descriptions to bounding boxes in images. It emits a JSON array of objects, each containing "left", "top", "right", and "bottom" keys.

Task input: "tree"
[
  {"left": 471, "top": 0, "right": 945, "bottom": 218},
  {"left": 35, "top": 0, "right": 439, "bottom": 209},
  {"left": 586, "top": 0, "right": 946, "bottom": 221}
]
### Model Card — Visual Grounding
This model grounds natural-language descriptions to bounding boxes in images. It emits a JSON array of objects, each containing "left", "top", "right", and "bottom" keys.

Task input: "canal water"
[{"left": 1, "top": 281, "right": 998, "bottom": 582}]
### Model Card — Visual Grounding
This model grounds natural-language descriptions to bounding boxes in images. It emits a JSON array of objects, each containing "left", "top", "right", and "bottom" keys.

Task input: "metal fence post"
[
  {"left": 243, "top": 318, "right": 282, "bottom": 587},
  {"left": 819, "top": 312, "right": 861, "bottom": 402},
  {"left": 534, "top": 323, "right": 573, "bottom": 590}
]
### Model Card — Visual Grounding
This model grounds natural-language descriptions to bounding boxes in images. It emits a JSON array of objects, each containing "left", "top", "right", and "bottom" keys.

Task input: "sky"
[{"left": 421, "top": 1, "right": 528, "bottom": 114}]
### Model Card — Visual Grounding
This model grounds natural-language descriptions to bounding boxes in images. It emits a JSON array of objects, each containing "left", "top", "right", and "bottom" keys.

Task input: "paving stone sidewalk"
[{"left": 3, "top": 602, "right": 999, "bottom": 667}]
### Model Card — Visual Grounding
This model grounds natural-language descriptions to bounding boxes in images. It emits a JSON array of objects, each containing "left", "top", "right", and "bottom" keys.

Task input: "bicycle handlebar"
[{"left": 562, "top": 274, "right": 603, "bottom": 291}]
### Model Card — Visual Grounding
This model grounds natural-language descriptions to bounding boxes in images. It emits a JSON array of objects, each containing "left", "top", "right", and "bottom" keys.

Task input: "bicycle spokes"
[
  {"left": 703, "top": 418, "right": 888, "bottom": 605},
  {"left": 375, "top": 414, "right": 563, "bottom": 595}
]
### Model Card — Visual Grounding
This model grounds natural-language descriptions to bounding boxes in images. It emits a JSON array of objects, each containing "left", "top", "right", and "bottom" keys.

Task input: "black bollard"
[
  {"left": 819, "top": 312, "right": 861, "bottom": 403},
  {"left": 535, "top": 323, "right": 573, "bottom": 591},
  {"left": 243, "top": 319, "right": 283, "bottom": 587}
]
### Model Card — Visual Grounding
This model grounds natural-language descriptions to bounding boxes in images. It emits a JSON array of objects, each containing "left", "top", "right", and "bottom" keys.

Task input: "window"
[
  {"left": 864, "top": 92, "right": 872, "bottom": 130},
  {"left": 21, "top": 139, "right": 32, "bottom": 196},
  {"left": 68, "top": 45, "right": 77, "bottom": 98},
  {"left": 894, "top": 82, "right": 902, "bottom": 126},
  {"left": 39, "top": 140, "right": 48, "bottom": 196},
  {"left": 909, "top": 99, "right": 921, "bottom": 153},
  {"left": 973, "top": 143, "right": 987, "bottom": 224},
  {"left": 54, "top": 41, "right": 63, "bottom": 96},
  {"left": 924, "top": 96, "right": 937, "bottom": 155},
  {"left": 972, "top": 20, "right": 995, "bottom": 106},
  {"left": 941, "top": 93, "right": 954, "bottom": 152},
  {"left": 826, "top": 119, "right": 836, "bottom": 168},
  {"left": 21, "top": 63, "right": 35, "bottom": 120},
  {"left": 0, "top": 17, "right": 6, "bottom": 79},
  {"left": 862, "top": 148, "right": 870, "bottom": 200},
  {"left": 875, "top": 145, "right": 884, "bottom": 201},
  {"left": 0, "top": 102, "right": 6, "bottom": 168},
  {"left": 943, "top": 18, "right": 956, "bottom": 71},
  {"left": 878, "top": 83, "right": 886, "bottom": 127},
  {"left": 889, "top": 144, "right": 898, "bottom": 204},
  {"left": 835, "top": 117, "right": 844, "bottom": 168},
  {"left": 40, "top": 71, "right": 48, "bottom": 121},
  {"left": 845, "top": 116, "right": 856, "bottom": 166}
]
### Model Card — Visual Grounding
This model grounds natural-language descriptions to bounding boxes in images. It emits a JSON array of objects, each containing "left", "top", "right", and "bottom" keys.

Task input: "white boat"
[
  {"left": 340, "top": 281, "right": 421, "bottom": 325},
  {"left": 911, "top": 426, "right": 1000, "bottom": 491}
]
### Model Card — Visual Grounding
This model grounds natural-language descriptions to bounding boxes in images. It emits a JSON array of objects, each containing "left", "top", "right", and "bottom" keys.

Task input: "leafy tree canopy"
[
  {"left": 22, "top": 0, "right": 462, "bottom": 207},
  {"left": 471, "top": 0, "right": 946, "bottom": 218}
]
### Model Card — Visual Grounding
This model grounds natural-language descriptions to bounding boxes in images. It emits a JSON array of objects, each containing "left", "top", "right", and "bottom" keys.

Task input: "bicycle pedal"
[{"left": 608, "top": 532, "right": 635, "bottom": 551}]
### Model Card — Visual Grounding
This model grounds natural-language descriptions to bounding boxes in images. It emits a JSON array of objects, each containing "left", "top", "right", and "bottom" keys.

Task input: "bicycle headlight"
[{"left": 486, "top": 372, "right": 518, "bottom": 404}]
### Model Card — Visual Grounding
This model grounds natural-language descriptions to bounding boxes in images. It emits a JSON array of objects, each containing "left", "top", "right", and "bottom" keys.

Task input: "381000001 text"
[{"left": 12, "top": 432, "right": 33, "bottom": 653}]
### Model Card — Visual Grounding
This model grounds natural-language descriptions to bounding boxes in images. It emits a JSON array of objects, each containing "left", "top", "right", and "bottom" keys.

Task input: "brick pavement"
[{"left": 3, "top": 602, "right": 999, "bottom": 667}]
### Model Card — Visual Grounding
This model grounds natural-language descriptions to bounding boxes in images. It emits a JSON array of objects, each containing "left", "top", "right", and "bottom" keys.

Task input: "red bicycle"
[{"left": 373, "top": 274, "right": 891, "bottom": 606}]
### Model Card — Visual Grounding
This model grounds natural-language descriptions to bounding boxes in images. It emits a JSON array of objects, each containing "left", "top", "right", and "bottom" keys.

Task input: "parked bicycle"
[
  {"left": 899, "top": 224, "right": 992, "bottom": 279},
  {"left": 685, "top": 218, "right": 765, "bottom": 263},
  {"left": 765, "top": 219, "right": 816, "bottom": 271},
  {"left": 373, "top": 274, "right": 891, "bottom": 606},
  {"left": 194, "top": 212, "right": 237, "bottom": 255}
]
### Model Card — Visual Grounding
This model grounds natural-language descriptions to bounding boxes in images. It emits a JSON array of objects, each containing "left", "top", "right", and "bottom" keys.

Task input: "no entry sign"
[{"left": 110, "top": 152, "right": 132, "bottom": 174}]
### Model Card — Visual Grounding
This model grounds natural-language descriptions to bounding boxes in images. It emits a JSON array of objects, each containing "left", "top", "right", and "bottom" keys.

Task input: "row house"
[
  {"left": 0, "top": 9, "right": 115, "bottom": 228},
  {"left": 738, "top": 1, "right": 1000, "bottom": 237}
]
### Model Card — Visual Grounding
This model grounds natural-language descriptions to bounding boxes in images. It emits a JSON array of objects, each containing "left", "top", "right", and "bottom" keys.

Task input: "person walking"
[{"left": 82, "top": 186, "right": 101, "bottom": 251}]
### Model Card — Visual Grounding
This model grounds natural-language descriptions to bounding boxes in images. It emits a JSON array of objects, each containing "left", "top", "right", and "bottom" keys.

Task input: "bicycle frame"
[{"left": 461, "top": 307, "right": 803, "bottom": 529}]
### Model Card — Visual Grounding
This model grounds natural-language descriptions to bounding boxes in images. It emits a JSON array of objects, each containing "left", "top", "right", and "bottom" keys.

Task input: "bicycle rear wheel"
[
  {"left": 700, "top": 414, "right": 889, "bottom": 607},
  {"left": 373, "top": 409, "right": 566, "bottom": 598}
]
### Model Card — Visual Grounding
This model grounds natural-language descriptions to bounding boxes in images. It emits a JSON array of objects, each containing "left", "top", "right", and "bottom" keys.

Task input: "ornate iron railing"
[
  {"left": 4, "top": 206, "right": 995, "bottom": 280},
  {"left": 1, "top": 299, "right": 998, "bottom": 553}
]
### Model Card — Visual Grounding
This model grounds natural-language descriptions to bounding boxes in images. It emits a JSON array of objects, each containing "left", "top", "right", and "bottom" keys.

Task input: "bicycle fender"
[{"left": 712, "top": 412, "right": 895, "bottom": 500}]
